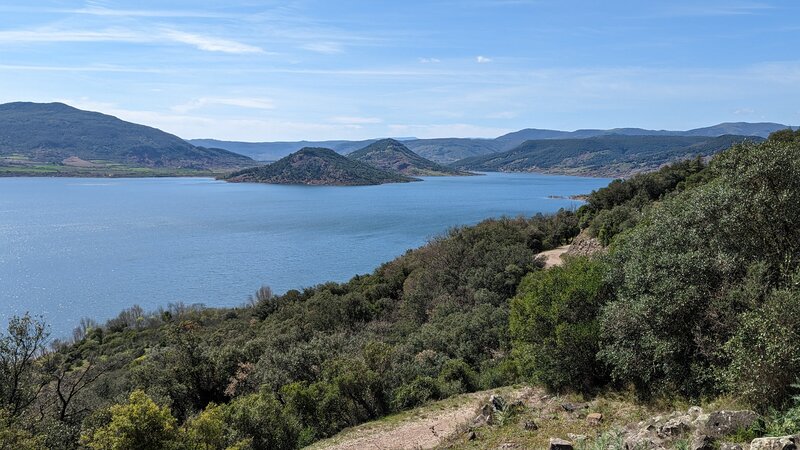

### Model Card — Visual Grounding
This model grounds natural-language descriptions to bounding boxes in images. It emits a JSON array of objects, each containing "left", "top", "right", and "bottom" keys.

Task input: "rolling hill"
[
  {"left": 0, "top": 102, "right": 255, "bottom": 176},
  {"left": 348, "top": 139, "right": 470, "bottom": 176},
  {"left": 451, "top": 134, "right": 763, "bottom": 177},
  {"left": 193, "top": 122, "right": 792, "bottom": 165},
  {"left": 189, "top": 138, "right": 382, "bottom": 162},
  {"left": 224, "top": 147, "right": 417, "bottom": 185}
]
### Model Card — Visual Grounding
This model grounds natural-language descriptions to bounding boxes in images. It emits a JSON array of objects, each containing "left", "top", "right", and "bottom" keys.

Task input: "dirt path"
[
  {"left": 308, "top": 388, "right": 525, "bottom": 450},
  {"left": 537, "top": 244, "right": 571, "bottom": 268}
]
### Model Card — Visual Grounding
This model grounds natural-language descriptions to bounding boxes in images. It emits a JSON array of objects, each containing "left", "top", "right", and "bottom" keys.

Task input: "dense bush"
[
  {"left": 579, "top": 158, "right": 707, "bottom": 244},
  {"left": 725, "top": 288, "right": 800, "bottom": 409},
  {"left": 599, "top": 135, "right": 800, "bottom": 399},
  {"left": 510, "top": 257, "right": 611, "bottom": 392}
]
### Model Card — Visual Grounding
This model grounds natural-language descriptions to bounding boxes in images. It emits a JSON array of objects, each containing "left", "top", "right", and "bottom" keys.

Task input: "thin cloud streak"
[{"left": 0, "top": 27, "right": 264, "bottom": 54}]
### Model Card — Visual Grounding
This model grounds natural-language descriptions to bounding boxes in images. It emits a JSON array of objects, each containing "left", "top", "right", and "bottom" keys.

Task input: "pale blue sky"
[{"left": 1, "top": 0, "right": 798, "bottom": 140}]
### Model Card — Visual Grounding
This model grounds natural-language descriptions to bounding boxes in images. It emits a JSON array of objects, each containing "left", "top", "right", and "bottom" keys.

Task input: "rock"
[
  {"left": 720, "top": 444, "right": 744, "bottom": 450},
  {"left": 750, "top": 436, "right": 797, "bottom": 450},
  {"left": 473, "top": 404, "right": 494, "bottom": 427},
  {"left": 587, "top": 412, "right": 603, "bottom": 426},
  {"left": 522, "top": 420, "right": 538, "bottom": 431},
  {"left": 561, "top": 402, "right": 587, "bottom": 412},
  {"left": 688, "top": 406, "right": 704, "bottom": 419},
  {"left": 704, "top": 411, "right": 760, "bottom": 438},
  {"left": 467, "top": 430, "right": 477, "bottom": 441},
  {"left": 567, "top": 433, "right": 588, "bottom": 443},
  {"left": 491, "top": 395, "right": 507, "bottom": 412},
  {"left": 691, "top": 434, "right": 715, "bottom": 450},
  {"left": 565, "top": 230, "right": 604, "bottom": 257},
  {"left": 549, "top": 438, "right": 574, "bottom": 450},
  {"left": 660, "top": 417, "right": 692, "bottom": 437},
  {"left": 625, "top": 432, "right": 664, "bottom": 450}
]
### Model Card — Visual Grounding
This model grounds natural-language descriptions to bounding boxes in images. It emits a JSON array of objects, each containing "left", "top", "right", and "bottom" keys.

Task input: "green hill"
[
  {"left": 451, "top": 134, "right": 762, "bottom": 176},
  {"left": 0, "top": 102, "right": 255, "bottom": 176},
  {"left": 348, "top": 138, "right": 470, "bottom": 176},
  {"left": 224, "top": 147, "right": 418, "bottom": 185}
]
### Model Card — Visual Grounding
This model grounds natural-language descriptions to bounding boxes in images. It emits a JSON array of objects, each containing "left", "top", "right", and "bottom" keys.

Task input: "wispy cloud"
[
  {"left": 0, "top": 26, "right": 264, "bottom": 54},
  {"left": 328, "top": 116, "right": 383, "bottom": 124},
  {"left": 172, "top": 98, "right": 276, "bottom": 113},
  {"left": 163, "top": 30, "right": 264, "bottom": 54},
  {"left": 0, "top": 63, "right": 169, "bottom": 73},
  {"left": 476, "top": 56, "right": 492, "bottom": 63},
  {"left": 301, "top": 41, "right": 344, "bottom": 54},
  {"left": 63, "top": 6, "right": 243, "bottom": 19},
  {"left": 0, "top": 5, "right": 243, "bottom": 19},
  {"left": 653, "top": 2, "right": 774, "bottom": 17},
  {"left": 419, "top": 57, "right": 441, "bottom": 63}
]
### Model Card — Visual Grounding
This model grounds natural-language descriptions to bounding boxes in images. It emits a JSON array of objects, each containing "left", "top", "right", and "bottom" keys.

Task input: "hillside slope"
[
  {"left": 193, "top": 122, "right": 792, "bottom": 165},
  {"left": 0, "top": 102, "right": 255, "bottom": 175},
  {"left": 451, "top": 134, "right": 762, "bottom": 177},
  {"left": 224, "top": 147, "right": 417, "bottom": 185},
  {"left": 348, "top": 139, "right": 470, "bottom": 176}
]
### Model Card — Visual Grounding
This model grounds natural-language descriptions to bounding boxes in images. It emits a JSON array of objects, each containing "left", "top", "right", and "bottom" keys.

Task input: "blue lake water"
[{"left": 0, "top": 173, "right": 610, "bottom": 336}]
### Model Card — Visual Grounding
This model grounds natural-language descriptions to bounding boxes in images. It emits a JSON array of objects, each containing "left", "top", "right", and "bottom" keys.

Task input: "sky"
[{"left": 0, "top": 0, "right": 799, "bottom": 141}]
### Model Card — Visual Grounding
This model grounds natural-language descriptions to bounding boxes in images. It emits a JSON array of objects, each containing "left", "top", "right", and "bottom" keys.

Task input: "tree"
[
  {"left": 184, "top": 403, "right": 227, "bottom": 450},
  {"left": 43, "top": 347, "right": 111, "bottom": 422},
  {"left": 510, "top": 257, "right": 610, "bottom": 392},
  {"left": 0, "top": 314, "right": 49, "bottom": 418},
  {"left": 224, "top": 392, "right": 299, "bottom": 450},
  {"left": 81, "top": 390, "right": 180, "bottom": 450}
]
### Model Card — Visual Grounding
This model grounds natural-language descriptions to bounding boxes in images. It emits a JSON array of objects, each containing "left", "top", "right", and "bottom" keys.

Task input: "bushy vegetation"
[
  {"left": 1, "top": 213, "right": 576, "bottom": 449},
  {"left": 510, "top": 131, "right": 800, "bottom": 411},
  {"left": 4, "top": 130, "right": 799, "bottom": 448}
]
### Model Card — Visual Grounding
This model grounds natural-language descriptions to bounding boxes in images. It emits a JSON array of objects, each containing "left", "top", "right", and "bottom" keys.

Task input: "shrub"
[
  {"left": 725, "top": 289, "right": 800, "bottom": 410},
  {"left": 80, "top": 390, "right": 180, "bottom": 450},
  {"left": 392, "top": 376, "right": 443, "bottom": 409},
  {"left": 510, "top": 257, "right": 611, "bottom": 392}
]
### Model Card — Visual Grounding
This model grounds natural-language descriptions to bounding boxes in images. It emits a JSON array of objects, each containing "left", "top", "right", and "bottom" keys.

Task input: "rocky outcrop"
[
  {"left": 548, "top": 437, "right": 574, "bottom": 450},
  {"left": 703, "top": 410, "right": 760, "bottom": 438},
  {"left": 564, "top": 230, "right": 604, "bottom": 257},
  {"left": 750, "top": 436, "right": 798, "bottom": 450}
]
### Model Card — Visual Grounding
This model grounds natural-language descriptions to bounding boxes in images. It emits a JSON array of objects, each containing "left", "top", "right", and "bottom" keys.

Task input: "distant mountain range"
[
  {"left": 349, "top": 139, "right": 469, "bottom": 176},
  {"left": 0, "top": 101, "right": 793, "bottom": 179},
  {"left": 191, "top": 122, "right": 794, "bottom": 164},
  {"left": 0, "top": 102, "right": 255, "bottom": 176},
  {"left": 224, "top": 147, "right": 417, "bottom": 186},
  {"left": 451, "top": 134, "right": 764, "bottom": 177}
]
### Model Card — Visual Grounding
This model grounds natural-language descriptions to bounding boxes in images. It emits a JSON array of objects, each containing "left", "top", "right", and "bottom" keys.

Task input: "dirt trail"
[
  {"left": 309, "top": 388, "right": 525, "bottom": 450},
  {"left": 537, "top": 244, "right": 571, "bottom": 268}
]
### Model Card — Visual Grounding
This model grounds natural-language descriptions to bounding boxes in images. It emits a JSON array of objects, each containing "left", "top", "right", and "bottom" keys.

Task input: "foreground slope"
[
  {"left": 0, "top": 102, "right": 255, "bottom": 176},
  {"left": 224, "top": 146, "right": 417, "bottom": 185},
  {"left": 451, "top": 134, "right": 761, "bottom": 176},
  {"left": 348, "top": 138, "right": 470, "bottom": 176}
]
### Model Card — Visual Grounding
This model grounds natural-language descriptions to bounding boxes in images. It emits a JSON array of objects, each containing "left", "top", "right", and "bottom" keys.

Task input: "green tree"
[
  {"left": 224, "top": 392, "right": 299, "bottom": 450},
  {"left": 81, "top": 390, "right": 180, "bottom": 450},
  {"left": 184, "top": 403, "right": 227, "bottom": 450},
  {"left": 510, "top": 257, "right": 610, "bottom": 392},
  {"left": 724, "top": 288, "right": 800, "bottom": 410},
  {"left": 0, "top": 314, "right": 49, "bottom": 418}
]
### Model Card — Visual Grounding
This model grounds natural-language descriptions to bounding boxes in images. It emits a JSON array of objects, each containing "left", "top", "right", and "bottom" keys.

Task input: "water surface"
[{"left": 0, "top": 173, "right": 610, "bottom": 335}]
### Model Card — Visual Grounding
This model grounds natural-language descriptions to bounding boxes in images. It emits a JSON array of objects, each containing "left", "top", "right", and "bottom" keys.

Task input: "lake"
[{"left": 0, "top": 173, "right": 610, "bottom": 336}]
